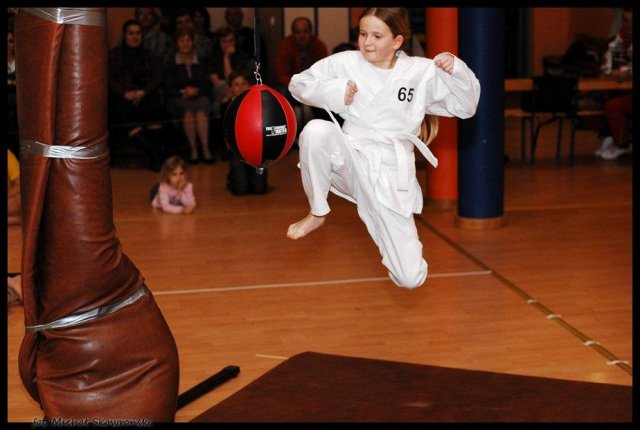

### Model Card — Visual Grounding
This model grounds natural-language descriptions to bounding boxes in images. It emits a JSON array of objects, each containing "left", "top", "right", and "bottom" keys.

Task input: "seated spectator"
[
  {"left": 209, "top": 25, "right": 255, "bottom": 162},
  {"left": 210, "top": 26, "right": 254, "bottom": 87},
  {"left": 135, "top": 7, "right": 175, "bottom": 66},
  {"left": 174, "top": 8, "right": 213, "bottom": 61},
  {"left": 158, "top": 8, "right": 180, "bottom": 38},
  {"left": 275, "top": 17, "right": 330, "bottom": 139},
  {"left": 224, "top": 8, "right": 268, "bottom": 78},
  {"left": 163, "top": 27, "right": 213, "bottom": 164},
  {"left": 222, "top": 70, "right": 268, "bottom": 195},
  {"left": 595, "top": 7, "right": 633, "bottom": 161},
  {"left": 109, "top": 19, "right": 167, "bottom": 171},
  {"left": 191, "top": 7, "right": 215, "bottom": 45}
]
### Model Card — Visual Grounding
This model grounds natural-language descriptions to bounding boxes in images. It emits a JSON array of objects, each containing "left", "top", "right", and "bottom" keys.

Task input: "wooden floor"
[{"left": 6, "top": 118, "right": 633, "bottom": 422}]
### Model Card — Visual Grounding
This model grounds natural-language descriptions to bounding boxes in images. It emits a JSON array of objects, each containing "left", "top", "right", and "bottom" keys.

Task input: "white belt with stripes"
[{"left": 324, "top": 110, "right": 438, "bottom": 191}]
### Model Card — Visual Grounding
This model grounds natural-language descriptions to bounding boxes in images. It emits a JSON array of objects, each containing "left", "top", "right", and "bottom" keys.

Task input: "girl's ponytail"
[{"left": 418, "top": 115, "right": 439, "bottom": 145}]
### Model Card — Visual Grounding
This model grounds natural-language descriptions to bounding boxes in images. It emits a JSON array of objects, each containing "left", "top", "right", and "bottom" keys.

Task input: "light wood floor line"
[
  {"left": 416, "top": 215, "right": 633, "bottom": 377},
  {"left": 255, "top": 354, "right": 289, "bottom": 361},
  {"left": 152, "top": 270, "right": 493, "bottom": 296}
]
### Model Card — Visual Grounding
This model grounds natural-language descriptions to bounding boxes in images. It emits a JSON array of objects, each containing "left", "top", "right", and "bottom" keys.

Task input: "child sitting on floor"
[{"left": 150, "top": 155, "right": 196, "bottom": 214}]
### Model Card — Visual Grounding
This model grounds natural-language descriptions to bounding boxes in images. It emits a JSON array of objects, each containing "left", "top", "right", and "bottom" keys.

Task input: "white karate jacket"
[{"left": 289, "top": 50, "right": 481, "bottom": 217}]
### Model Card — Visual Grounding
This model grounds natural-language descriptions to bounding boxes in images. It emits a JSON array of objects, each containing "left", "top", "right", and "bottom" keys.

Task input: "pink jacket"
[{"left": 151, "top": 182, "right": 195, "bottom": 214}]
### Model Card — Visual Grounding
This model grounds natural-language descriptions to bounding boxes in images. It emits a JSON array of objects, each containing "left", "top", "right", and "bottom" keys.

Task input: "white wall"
[{"left": 318, "top": 8, "right": 350, "bottom": 53}]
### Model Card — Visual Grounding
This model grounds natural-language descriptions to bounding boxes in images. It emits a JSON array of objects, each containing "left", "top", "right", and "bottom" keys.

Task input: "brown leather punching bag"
[{"left": 14, "top": 8, "right": 179, "bottom": 422}]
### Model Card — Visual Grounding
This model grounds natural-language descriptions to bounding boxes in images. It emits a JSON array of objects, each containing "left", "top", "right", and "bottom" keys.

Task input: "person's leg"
[
  {"left": 600, "top": 93, "right": 633, "bottom": 160},
  {"left": 195, "top": 110, "right": 213, "bottom": 162},
  {"left": 143, "top": 127, "right": 164, "bottom": 172},
  {"left": 227, "top": 153, "right": 250, "bottom": 195},
  {"left": 357, "top": 203, "right": 427, "bottom": 289},
  {"left": 210, "top": 117, "right": 226, "bottom": 160},
  {"left": 108, "top": 97, "right": 139, "bottom": 164},
  {"left": 249, "top": 166, "right": 268, "bottom": 194},
  {"left": 131, "top": 94, "right": 166, "bottom": 171},
  {"left": 604, "top": 93, "right": 632, "bottom": 147},
  {"left": 209, "top": 84, "right": 227, "bottom": 160},
  {"left": 287, "top": 119, "right": 354, "bottom": 239},
  {"left": 182, "top": 111, "right": 198, "bottom": 162}
]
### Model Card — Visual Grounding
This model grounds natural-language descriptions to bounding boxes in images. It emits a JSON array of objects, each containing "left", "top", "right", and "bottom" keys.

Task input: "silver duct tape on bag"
[
  {"left": 20, "top": 139, "right": 108, "bottom": 159},
  {"left": 18, "top": 8, "right": 106, "bottom": 27},
  {"left": 25, "top": 285, "right": 149, "bottom": 333}
]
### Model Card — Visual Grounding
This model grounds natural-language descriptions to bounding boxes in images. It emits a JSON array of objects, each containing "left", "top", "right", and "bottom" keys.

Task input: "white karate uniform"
[{"left": 289, "top": 50, "right": 480, "bottom": 289}]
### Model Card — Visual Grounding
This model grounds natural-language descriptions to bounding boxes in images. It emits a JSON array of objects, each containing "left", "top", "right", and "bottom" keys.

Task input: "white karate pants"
[{"left": 298, "top": 119, "right": 427, "bottom": 289}]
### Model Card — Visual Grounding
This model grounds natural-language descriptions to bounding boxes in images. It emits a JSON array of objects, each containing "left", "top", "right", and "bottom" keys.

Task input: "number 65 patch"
[{"left": 397, "top": 87, "right": 415, "bottom": 102}]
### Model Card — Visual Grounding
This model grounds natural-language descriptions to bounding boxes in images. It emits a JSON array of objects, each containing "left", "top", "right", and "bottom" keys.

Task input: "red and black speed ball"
[{"left": 224, "top": 84, "right": 297, "bottom": 170}]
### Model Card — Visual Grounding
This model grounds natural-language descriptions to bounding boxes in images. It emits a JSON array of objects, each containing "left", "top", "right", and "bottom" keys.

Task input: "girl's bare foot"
[{"left": 287, "top": 213, "right": 326, "bottom": 239}]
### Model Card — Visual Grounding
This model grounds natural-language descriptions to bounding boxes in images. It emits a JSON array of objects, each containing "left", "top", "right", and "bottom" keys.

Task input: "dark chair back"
[{"left": 520, "top": 75, "right": 578, "bottom": 114}]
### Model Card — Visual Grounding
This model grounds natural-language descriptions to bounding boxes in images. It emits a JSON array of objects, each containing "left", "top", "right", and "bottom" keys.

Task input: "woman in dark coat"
[
  {"left": 163, "top": 27, "right": 213, "bottom": 163},
  {"left": 109, "top": 19, "right": 166, "bottom": 170}
]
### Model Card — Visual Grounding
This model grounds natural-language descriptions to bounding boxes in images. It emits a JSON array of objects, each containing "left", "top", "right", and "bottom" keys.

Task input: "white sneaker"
[
  {"left": 600, "top": 143, "right": 632, "bottom": 161},
  {"left": 595, "top": 136, "right": 614, "bottom": 157}
]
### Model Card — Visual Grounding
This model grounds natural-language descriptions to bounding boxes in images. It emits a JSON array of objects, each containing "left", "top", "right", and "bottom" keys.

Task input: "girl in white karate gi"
[{"left": 286, "top": 8, "right": 480, "bottom": 289}]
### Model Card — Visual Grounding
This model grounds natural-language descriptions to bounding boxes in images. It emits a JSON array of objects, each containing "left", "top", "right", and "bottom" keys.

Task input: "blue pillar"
[{"left": 457, "top": 8, "right": 505, "bottom": 227}]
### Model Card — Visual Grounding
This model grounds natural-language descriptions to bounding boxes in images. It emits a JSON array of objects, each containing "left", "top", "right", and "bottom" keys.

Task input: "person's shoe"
[
  {"left": 188, "top": 157, "right": 199, "bottom": 165},
  {"left": 595, "top": 136, "right": 614, "bottom": 157},
  {"left": 600, "top": 143, "right": 632, "bottom": 161}
]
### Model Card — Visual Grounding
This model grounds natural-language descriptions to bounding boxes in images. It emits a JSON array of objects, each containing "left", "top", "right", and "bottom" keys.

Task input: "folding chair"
[{"left": 519, "top": 74, "right": 579, "bottom": 165}]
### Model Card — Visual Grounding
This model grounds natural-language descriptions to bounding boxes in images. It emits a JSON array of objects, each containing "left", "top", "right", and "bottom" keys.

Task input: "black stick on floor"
[{"left": 177, "top": 365, "right": 240, "bottom": 410}]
